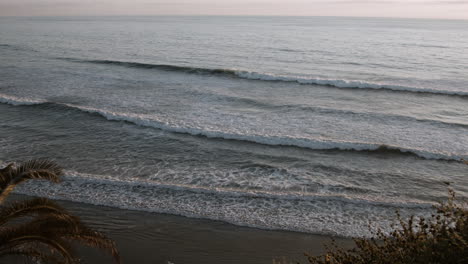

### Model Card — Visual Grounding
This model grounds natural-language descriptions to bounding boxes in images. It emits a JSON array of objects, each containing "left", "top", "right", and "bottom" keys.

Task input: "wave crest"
[
  {"left": 63, "top": 58, "right": 468, "bottom": 97},
  {"left": 58, "top": 106, "right": 468, "bottom": 161},
  {"left": 1, "top": 94, "right": 464, "bottom": 161},
  {"left": 0, "top": 93, "right": 45, "bottom": 105}
]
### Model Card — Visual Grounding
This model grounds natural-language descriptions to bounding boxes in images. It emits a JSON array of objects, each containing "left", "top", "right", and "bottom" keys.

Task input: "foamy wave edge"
[
  {"left": 0, "top": 93, "right": 45, "bottom": 105},
  {"left": 1, "top": 95, "right": 463, "bottom": 161},
  {"left": 15, "top": 170, "right": 435, "bottom": 210},
  {"left": 235, "top": 71, "right": 468, "bottom": 97},
  {"left": 65, "top": 58, "right": 468, "bottom": 97},
  {"left": 9, "top": 170, "right": 435, "bottom": 237},
  {"left": 1, "top": 97, "right": 465, "bottom": 161},
  {"left": 68, "top": 105, "right": 468, "bottom": 161}
]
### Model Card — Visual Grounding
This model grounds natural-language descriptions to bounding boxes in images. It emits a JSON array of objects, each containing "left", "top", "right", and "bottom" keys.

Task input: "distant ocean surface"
[{"left": 0, "top": 16, "right": 467, "bottom": 237}]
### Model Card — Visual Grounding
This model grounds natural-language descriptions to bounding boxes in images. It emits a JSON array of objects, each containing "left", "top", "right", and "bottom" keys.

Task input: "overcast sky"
[{"left": 0, "top": 0, "right": 467, "bottom": 19}]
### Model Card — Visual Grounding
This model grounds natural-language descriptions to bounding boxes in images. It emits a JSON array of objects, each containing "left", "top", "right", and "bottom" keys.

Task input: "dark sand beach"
[{"left": 11, "top": 195, "right": 353, "bottom": 264}]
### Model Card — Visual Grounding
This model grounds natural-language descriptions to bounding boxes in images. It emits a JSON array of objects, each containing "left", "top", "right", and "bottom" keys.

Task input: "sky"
[{"left": 0, "top": 0, "right": 467, "bottom": 19}]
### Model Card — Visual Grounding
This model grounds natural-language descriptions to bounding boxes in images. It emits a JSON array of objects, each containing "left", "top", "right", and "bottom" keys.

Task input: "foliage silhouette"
[
  {"left": 0, "top": 159, "right": 121, "bottom": 264},
  {"left": 305, "top": 181, "right": 467, "bottom": 264}
]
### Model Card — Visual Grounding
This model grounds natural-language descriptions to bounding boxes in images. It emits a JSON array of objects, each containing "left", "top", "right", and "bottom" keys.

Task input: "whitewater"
[
  {"left": 65, "top": 58, "right": 468, "bottom": 97},
  {"left": 0, "top": 16, "right": 467, "bottom": 238},
  {"left": 1, "top": 93, "right": 467, "bottom": 161}
]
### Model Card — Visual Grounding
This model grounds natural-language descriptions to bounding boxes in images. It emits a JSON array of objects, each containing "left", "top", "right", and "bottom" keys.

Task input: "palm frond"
[
  {"left": 0, "top": 197, "right": 73, "bottom": 226},
  {"left": 0, "top": 163, "right": 15, "bottom": 189},
  {"left": 13, "top": 159, "right": 63, "bottom": 177},
  {"left": 29, "top": 215, "right": 121, "bottom": 263},
  {"left": 0, "top": 216, "right": 77, "bottom": 262},
  {"left": 0, "top": 234, "right": 75, "bottom": 264},
  {"left": 0, "top": 160, "right": 120, "bottom": 263},
  {"left": 0, "top": 247, "right": 64, "bottom": 264},
  {"left": 65, "top": 226, "right": 121, "bottom": 263},
  {"left": 0, "top": 163, "right": 15, "bottom": 175},
  {"left": 0, "top": 213, "right": 121, "bottom": 263},
  {"left": 0, "top": 159, "right": 63, "bottom": 203}
]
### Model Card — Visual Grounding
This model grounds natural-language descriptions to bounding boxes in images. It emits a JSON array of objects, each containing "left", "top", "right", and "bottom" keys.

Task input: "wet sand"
[{"left": 10, "top": 194, "right": 354, "bottom": 264}]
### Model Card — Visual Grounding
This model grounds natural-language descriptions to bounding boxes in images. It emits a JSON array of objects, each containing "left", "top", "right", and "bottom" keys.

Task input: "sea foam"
[
  {"left": 0, "top": 93, "right": 45, "bottom": 105},
  {"left": 0, "top": 94, "right": 464, "bottom": 161},
  {"left": 63, "top": 58, "right": 468, "bottom": 97},
  {"left": 12, "top": 169, "right": 434, "bottom": 237}
]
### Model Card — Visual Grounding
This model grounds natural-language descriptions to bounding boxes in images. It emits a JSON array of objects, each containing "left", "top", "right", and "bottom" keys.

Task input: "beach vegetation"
[
  {"left": 303, "top": 187, "right": 468, "bottom": 264},
  {"left": 0, "top": 159, "right": 121, "bottom": 264}
]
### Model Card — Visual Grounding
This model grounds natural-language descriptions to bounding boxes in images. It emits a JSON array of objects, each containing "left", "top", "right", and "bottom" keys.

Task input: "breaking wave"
[
  {"left": 1, "top": 94, "right": 465, "bottom": 162},
  {"left": 12, "top": 170, "right": 434, "bottom": 237},
  {"left": 63, "top": 58, "right": 468, "bottom": 97},
  {"left": 19, "top": 170, "right": 435, "bottom": 209},
  {"left": 0, "top": 93, "right": 45, "bottom": 105}
]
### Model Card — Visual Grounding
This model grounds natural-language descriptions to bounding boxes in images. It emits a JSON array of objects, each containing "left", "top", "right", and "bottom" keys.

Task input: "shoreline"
[{"left": 10, "top": 194, "right": 354, "bottom": 264}]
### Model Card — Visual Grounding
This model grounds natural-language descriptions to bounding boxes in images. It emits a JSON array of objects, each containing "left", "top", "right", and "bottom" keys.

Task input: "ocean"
[{"left": 0, "top": 16, "right": 467, "bottom": 237}]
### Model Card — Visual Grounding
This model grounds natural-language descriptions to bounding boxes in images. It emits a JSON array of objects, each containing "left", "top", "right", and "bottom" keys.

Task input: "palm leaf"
[
  {"left": 65, "top": 226, "right": 121, "bottom": 263},
  {"left": 0, "top": 163, "right": 14, "bottom": 175},
  {"left": 0, "top": 163, "right": 15, "bottom": 189},
  {"left": 0, "top": 159, "right": 63, "bottom": 203},
  {"left": 0, "top": 160, "right": 120, "bottom": 263},
  {"left": 0, "top": 197, "right": 73, "bottom": 226},
  {"left": 0, "top": 216, "right": 77, "bottom": 262},
  {"left": 29, "top": 215, "right": 121, "bottom": 263},
  {"left": 0, "top": 213, "right": 121, "bottom": 263},
  {"left": 0, "top": 234, "right": 75, "bottom": 263},
  {"left": 0, "top": 247, "right": 64, "bottom": 264},
  {"left": 14, "top": 159, "right": 63, "bottom": 179}
]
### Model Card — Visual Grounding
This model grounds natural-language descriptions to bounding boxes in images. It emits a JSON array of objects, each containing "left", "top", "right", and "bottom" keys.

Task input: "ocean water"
[{"left": 0, "top": 16, "right": 467, "bottom": 237}]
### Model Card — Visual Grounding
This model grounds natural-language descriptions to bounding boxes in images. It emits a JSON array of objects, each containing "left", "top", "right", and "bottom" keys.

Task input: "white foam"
[
  {"left": 59, "top": 171, "right": 435, "bottom": 208},
  {"left": 234, "top": 71, "right": 468, "bottom": 96},
  {"left": 12, "top": 170, "right": 434, "bottom": 237},
  {"left": 0, "top": 93, "right": 45, "bottom": 105},
  {"left": 68, "top": 58, "right": 468, "bottom": 97},
  {"left": 0, "top": 94, "right": 463, "bottom": 161},
  {"left": 61, "top": 103, "right": 467, "bottom": 161}
]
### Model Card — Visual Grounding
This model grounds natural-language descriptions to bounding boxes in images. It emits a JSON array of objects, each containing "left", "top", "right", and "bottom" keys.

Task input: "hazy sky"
[{"left": 0, "top": 0, "right": 467, "bottom": 19}]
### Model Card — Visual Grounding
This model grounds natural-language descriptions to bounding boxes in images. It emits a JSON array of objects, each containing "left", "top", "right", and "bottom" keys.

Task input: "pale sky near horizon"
[{"left": 0, "top": 0, "right": 467, "bottom": 20}]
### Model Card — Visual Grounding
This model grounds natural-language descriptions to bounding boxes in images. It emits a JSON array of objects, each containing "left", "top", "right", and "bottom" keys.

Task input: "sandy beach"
[{"left": 10, "top": 194, "right": 353, "bottom": 264}]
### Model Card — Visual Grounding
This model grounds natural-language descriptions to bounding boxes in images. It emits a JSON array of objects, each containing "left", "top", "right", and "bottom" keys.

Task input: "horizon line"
[{"left": 0, "top": 14, "right": 467, "bottom": 21}]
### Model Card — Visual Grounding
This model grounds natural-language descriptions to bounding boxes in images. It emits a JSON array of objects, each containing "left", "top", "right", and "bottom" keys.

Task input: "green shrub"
[{"left": 305, "top": 189, "right": 467, "bottom": 264}]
